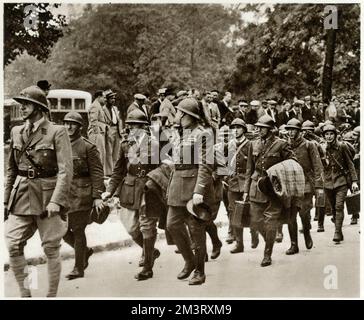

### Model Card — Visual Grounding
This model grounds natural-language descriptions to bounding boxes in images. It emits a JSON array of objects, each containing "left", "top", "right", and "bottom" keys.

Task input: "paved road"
[{"left": 5, "top": 221, "right": 360, "bottom": 298}]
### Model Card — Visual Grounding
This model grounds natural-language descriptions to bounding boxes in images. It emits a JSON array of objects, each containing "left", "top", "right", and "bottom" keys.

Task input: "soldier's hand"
[
  {"left": 93, "top": 199, "right": 104, "bottom": 213},
  {"left": 193, "top": 193, "right": 204, "bottom": 205},
  {"left": 102, "top": 191, "right": 112, "bottom": 201},
  {"left": 46, "top": 202, "right": 61, "bottom": 218},
  {"left": 352, "top": 182, "right": 359, "bottom": 193}
]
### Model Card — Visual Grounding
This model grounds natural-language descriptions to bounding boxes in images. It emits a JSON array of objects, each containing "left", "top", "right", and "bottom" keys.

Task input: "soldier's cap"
[
  {"left": 176, "top": 90, "right": 188, "bottom": 98},
  {"left": 279, "top": 125, "right": 287, "bottom": 131},
  {"left": 324, "top": 120, "right": 334, "bottom": 125},
  {"left": 239, "top": 101, "right": 248, "bottom": 106},
  {"left": 255, "top": 115, "right": 275, "bottom": 128},
  {"left": 294, "top": 99, "right": 304, "bottom": 105},
  {"left": 230, "top": 118, "right": 247, "bottom": 131},
  {"left": 158, "top": 88, "right": 167, "bottom": 95},
  {"left": 302, "top": 120, "right": 315, "bottom": 131},
  {"left": 268, "top": 100, "right": 277, "bottom": 105},
  {"left": 36, "top": 80, "right": 51, "bottom": 91},
  {"left": 186, "top": 199, "right": 211, "bottom": 222},
  {"left": 13, "top": 86, "right": 49, "bottom": 111},
  {"left": 63, "top": 111, "right": 83, "bottom": 126},
  {"left": 125, "top": 109, "right": 149, "bottom": 125},
  {"left": 322, "top": 124, "right": 338, "bottom": 134},
  {"left": 134, "top": 93, "right": 146, "bottom": 100},
  {"left": 285, "top": 118, "right": 302, "bottom": 130},
  {"left": 175, "top": 98, "right": 200, "bottom": 120},
  {"left": 250, "top": 100, "right": 260, "bottom": 106},
  {"left": 104, "top": 89, "right": 116, "bottom": 99}
]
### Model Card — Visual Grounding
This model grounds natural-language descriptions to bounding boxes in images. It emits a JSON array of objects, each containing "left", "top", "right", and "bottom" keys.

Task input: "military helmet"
[
  {"left": 255, "top": 115, "right": 275, "bottom": 128},
  {"left": 63, "top": 111, "right": 83, "bottom": 126},
  {"left": 125, "top": 109, "right": 149, "bottom": 124},
  {"left": 322, "top": 124, "right": 337, "bottom": 134},
  {"left": 13, "top": 86, "right": 49, "bottom": 111},
  {"left": 230, "top": 118, "right": 247, "bottom": 131},
  {"left": 285, "top": 118, "right": 302, "bottom": 130},
  {"left": 353, "top": 126, "right": 360, "bottom": 134},
  {"left": 302, "top": 120, "right": 315, "bottom": 131},
  {"left": 176, "top": 98, "right": 200, "bottom": 120},
  {"left": 342, "top": 131, "right": 355, "bottom": 142}
]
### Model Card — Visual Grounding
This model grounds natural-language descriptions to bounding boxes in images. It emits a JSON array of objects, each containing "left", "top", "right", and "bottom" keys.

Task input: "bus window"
[
  {"left": 75, "top": 98, "right": 86, "bottom": 110},
  {"left": 48, "top": 98, "right": 58, "bottom": 110},
  {"left": 60, "top": 98, "right": 72, "bottom": 110}
]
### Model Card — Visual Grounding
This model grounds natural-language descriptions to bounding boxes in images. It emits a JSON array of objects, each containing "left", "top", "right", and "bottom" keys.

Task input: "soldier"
[
  {"left": 243, "top": 115, "right": 296, "bottom": 267},
  {"left": 227, "top": 118, "right": 259, "bottom": 253},
  {"left": 322, "top": 124, "right": 359, "bottom": 243},
  {"left": 167, "top": 98, "right": 218, "bottom": 285},
  {"left": 102, "top": 109, "right": 160, "bottom": 272},
  {"left": 284, "top": 119, "right": 324, "bottom": 254},
  {"left": 103, "top": 89, "right": 123, "bottom": 176},
  {"left": 62, "top": 112, "right": 105, "bottom": 280},
  {"left": 5, "top": 86, "right": 73, "bottom": 297}
]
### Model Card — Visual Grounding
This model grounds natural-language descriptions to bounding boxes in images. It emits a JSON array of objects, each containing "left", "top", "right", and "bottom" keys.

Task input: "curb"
[{"left": 4, "top": 221, "right": 229, "bottom": 272}]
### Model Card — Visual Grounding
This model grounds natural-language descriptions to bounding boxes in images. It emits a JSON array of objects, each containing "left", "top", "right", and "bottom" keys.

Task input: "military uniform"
[
  {"left": 5, "top": 86, "right": 73, "bottom": 297},
  {"left": 244, "top": 115, "right": 295, "bottom": 266},
  {"left": 63, "top": 112, "right": 105, "bottom": 278},
  {"left": 322, "top": 125, "right": 358, "bottom": 242},
  {"left": 285, "top": 119, "right": 324, "bottom": 254}
]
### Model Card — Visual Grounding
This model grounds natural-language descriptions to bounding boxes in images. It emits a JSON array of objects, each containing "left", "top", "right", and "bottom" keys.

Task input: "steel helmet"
[
  {"left": 285, "top": 118, "right": 302, "bottom": 130},
  {"left": 342, "top": 131, "right": 355, "bottom": 142},
  {"left": 353, "top": 126, "right": 360, "bottom": 134},
  {"left": 230, "top": 118, "right": 247, "bottom": 131},
  {"left": 302, "top": 120, "right": 315, "bottom": 131},
  {"left": 63, "top": 111, "right": 83, "bottom": 126},
  {"left": 322, "top": 124, "right": 337, "bottom": 134},
  {"left": 13, "top": 86, "right": 49, "bottom": 111},
  {"left": 255, "top": 115, "right": 275, "bottom": 128},
  {"left": 125, "top": 109, "right": 149, "bottom": 125},
  {"left": 175, "top": 98, "right": 200, "bottom": 119}
]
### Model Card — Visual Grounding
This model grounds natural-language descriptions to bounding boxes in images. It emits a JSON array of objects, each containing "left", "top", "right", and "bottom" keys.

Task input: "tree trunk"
[{"left": 322, "top": 28, "right": 336, "bottom": 103}]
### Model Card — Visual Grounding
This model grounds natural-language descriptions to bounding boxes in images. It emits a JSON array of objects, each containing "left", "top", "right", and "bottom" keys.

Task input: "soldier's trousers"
[
  {"left": 119, "top": 207, "right": 142, "bottom": 245},
  {"left": 223, "top": 186, "right": 233, "bottom": 238},
  {"left": 139, "top": 211, "right": 159, "bottom": 240},
  {"left": 63, "top": 211, "right": 89, "bottom": 272},
  {"left": 288, "top": 193, "right": 313, "bottom": 233},
  {"left": 167, "top": 206, "right": 206, "bottom": 271},
  {"left": 104, "top": 126, "right": 120, "bottom": 176},
  {"left": 5, "top": 214, "right": 67, "bottom": 297},
  {"left": 325, "top": 185, "right": 348, "bottom": 229},
  {"left": 250, "top": 198, "right": 282, "bottom": 233}
]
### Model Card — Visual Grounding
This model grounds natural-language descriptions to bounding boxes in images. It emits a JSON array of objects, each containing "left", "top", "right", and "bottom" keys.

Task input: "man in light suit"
[{"left": 5, "top": 86, "right": 73, "bottom": 297}]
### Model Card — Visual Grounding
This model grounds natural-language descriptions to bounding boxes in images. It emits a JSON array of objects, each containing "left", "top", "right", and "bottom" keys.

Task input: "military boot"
[
  {"left": 286, "top": 220, "right": 299, "bottom": 255},
  {"left": 206, "top": 222, "right": 222, "bottom": 260},
  {"left": 275, "top": 224, "right": 283, "bottom": 243},
  {"left": 189, "top": 249, "right": 206, "bottom": 285},
  {"left": 9, "top": 255, "right": 31, "bottom": 298},
  {"left": 301, "top": 215, "right": 313, "bottom": 249},
  {"left": 135, "top": 236, "right": 157, "bottom": 281},
  {"left": 333, "top": 218, "right": 344, "bottom": 243},
  {"left": 251, "top": 229, "right": 259, "bottom": 249},
  {"left": 261, "top": 227, "right": 275, "bottom": 267},
  {"left": 66, "top": 267, "right": 84, "bottom": 280},
  {"left": 230, "top": 228, "right": 244, "bottom": 253},
  {"left": 317, "top": 207, "right": 325, "bottom": 232}
]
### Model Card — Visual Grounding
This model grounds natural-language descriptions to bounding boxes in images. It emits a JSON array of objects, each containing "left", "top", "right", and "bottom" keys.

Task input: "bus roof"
[{"left": 47, "top": 89, "right": 92, "bottom": 100}]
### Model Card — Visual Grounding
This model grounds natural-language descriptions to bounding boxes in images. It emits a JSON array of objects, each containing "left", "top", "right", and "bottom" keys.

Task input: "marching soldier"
[
  {"left": 244, "top": 115, "right": 296, "bottom": 267},
  {"left": 227, "top": 118, "right": 259, "bottom": 253},
  {"left": 62, "top": 112, "right": 105, "bottom": 280},
  {"left": 284, "top": 118, "right": 324, "bottom": 254},
  {"left": 167, "top": 98, "right": 219, "bottom": 285},
  {"left": 5, "top": 86, "right": 73, "bottom": 297},
  {"left": 322, "top": 124, "right": 359, "bottom": 243},
  {"left": 102, "top": 109, "right": 160, "bottom": 272}
]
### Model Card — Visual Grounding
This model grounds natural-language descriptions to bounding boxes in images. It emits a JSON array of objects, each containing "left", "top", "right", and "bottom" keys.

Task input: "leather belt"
[
  {"left": 128, "top": 165, "right": 153, "bottom": 177},
  {"left": 18, "top": 169, "right": 57, "bottom": 179},
  {"left": 175, "top": 164, "right": 198, "bottom": 170}
]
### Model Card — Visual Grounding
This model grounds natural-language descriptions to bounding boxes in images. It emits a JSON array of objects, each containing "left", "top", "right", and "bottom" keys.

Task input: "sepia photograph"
[{"left": 1, "top": 1, "right": 361, "bottom": 300}]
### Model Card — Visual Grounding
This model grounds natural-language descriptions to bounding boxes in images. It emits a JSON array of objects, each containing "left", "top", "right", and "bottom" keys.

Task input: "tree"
[{"left": 4, "top": 3, "right": 67, "bottom": 66}]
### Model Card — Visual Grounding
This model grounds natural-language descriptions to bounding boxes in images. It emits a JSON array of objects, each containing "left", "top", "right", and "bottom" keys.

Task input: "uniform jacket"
[
  {"left": 5, "top": 118, "right": 73, "bottom": 216},
  {"left": 227, "top": 137, "right": 251, "bottom": 193},
  {"left": 107, "top": 132, "right": 159, "bottom": 210},
  {"left": 244, "top": 134, "right": 295, "bottom": 203},
  {"left": 102, "top": 105, "right": 123, "bottom": 138},
  {"left": 87, "top": 99, "right": 107, "bottom": 136},
  {"left": 68, "top": 136, "right": 105, "bottom": 214},
  {"left": 323, "top": 140, "right": 358, "bottom": 189},
  {"left": 167, "top": 125, "right": 218, "bottom": 207},
  {"left": 289, "top": 136, "right": 324, "bottom": 193}
]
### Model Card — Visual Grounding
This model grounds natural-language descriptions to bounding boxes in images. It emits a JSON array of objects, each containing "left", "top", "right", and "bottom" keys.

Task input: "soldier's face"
[
  {"left": 259, "top": 127, "right": 270, "bottom": 138},
  {"left": 288, "top": 128, "right": 299, "bottom": 140},
  {"left": 64, "top": 122, "right": 81, "bottom": 137},
  {"left": 324, "top": 131, "right": 336, "bottom": 143},
  {"left": 20, "top": 102, "right": 36, "bottom": 120},
  {"left": 232, "top": 126, "right": 245, "bottom": 139}
]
